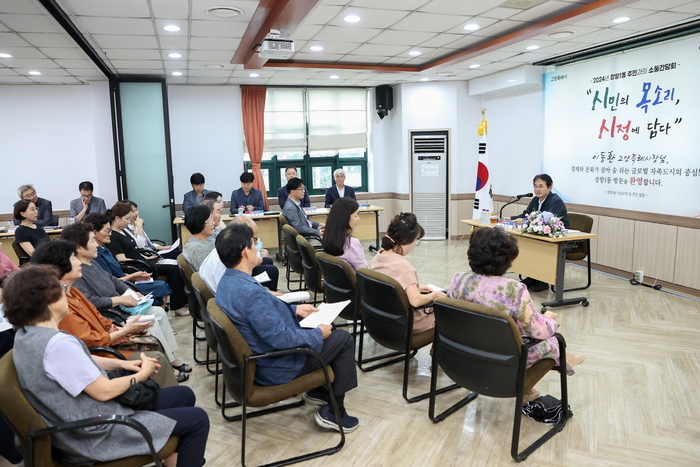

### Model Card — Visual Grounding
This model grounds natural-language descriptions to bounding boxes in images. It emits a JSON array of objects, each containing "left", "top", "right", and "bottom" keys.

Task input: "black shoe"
[
  {"left": 521, "top": 277, "right": 536, "bottom": 287},
  {"left": 528, "top": 280, "right": 549, "bottom": 293}
]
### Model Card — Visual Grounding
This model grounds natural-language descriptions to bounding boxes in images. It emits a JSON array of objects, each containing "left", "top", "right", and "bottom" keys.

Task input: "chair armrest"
[
  {"left": 150, "top": 239, "right": 167, "bottom": 246},
  {"left": 122, "top": 280, "right": 140, "bottom": 291},
  {"left": 28, "top": 414, "right": 164, "bottom": 466},
  {"left": 245, "top": 347, "right": 334, "bottom": 391},
  {"left": 119, "top": 259, "right": 154, "bottom": 274},
  {"left": 88, "top": 346, "right": 126, "bottom": 360}
]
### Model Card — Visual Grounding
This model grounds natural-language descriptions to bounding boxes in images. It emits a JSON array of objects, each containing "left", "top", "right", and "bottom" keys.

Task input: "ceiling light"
[
  {"left": 408, "top": 50, "right": 421, "bottom": 56},
  {"left": 508, "top": 79, "right": 517, "bottom": 83},
  {"left": 329, "top": 75, "right": 339, "bottom": 79},
  {"left": 309, "top": 46, "right": 323, "bottom": 52},
  {"left": 526, "top": 45, "right": 539, "bottom": 51},
  {"left": 163, "top": 25, "right": 180, "bottom": 32},
  {"left": 469, "top": 64, "right": 480, "bottom": 69},
  {"left": 171, "top": 71, "right": 183, "bottom": 76},
  {"left": 436, "top": 72, "right": 453, "bottom": 76},
  {"left": 204, "top": 64, "right": 224, "bottom": 68},
  {"left": 464, "top": 23, "right": 480, "bottom": 31},
  {"left": 420, "top": 77, "right": 430, "bottom": 81},
  {"left": 0, "top": 53, "right": 12, "bottom": 58},
  {"left": 205, "top": 6, "right": 244, "bottom": 18},
  {"left": 546, "top": 30, "right": 574, "bottom": 39},
  {"left": 249, "top": 73, "right": 259, "bottom": 77},
  {"left": 344, "top": 15, "right": 361, "bottom": 23},
  {"left": 28, "top": 71, "right": 41, "bottom": 75},
  {"left": 612, "top": 16, "right": 630, "bottom": 24},
  {"left": 168, "top": 53, "right": 182, "bottom": 58}
]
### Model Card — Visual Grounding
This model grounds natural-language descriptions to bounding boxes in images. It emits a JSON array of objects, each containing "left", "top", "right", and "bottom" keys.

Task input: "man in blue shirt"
[
  {"left": 182, "top": 172, "right": 211, "bottom": 214},
  {"left": 215, "top": 223, "right": 359, "bottom": 432},
  {"left": 230, "top": 172, "right": 265, "bottom": 214}
]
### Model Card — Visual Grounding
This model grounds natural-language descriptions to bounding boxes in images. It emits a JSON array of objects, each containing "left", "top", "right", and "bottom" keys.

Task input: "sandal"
[
  {"left": 173, "top": 363, "right": 192, "bottom": 373},
  {"left": 175, "top": 370, "right": 190, "bottom": 383}
]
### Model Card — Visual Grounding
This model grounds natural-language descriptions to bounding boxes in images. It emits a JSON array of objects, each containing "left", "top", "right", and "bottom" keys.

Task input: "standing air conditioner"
[{"left": 410, "top": 131, "right": 449, "bottom": 240}]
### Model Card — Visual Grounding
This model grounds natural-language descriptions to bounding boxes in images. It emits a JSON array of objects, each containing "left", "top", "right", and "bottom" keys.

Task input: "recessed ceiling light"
[
  {"left": 205, "top": 6, "right": 244, "bottom": 18},
  {"left": 344, "top": 15, "right": 361, "bottom": 23},
  {"left": 204, "top": 64, "right": 224, "bottom": 68},
  {"left": 464, "top": 23, "right": 480, "bottom": 31},
  {"left": 408, "top": 50, "right": 421, "bottom": 56},
  {"left": 420, "top": 77, "right": 430, "bottom": 81},
  {"left": 508, "top": 79, "right": 517, "bottom": 83},
  {"left": 469, "top": 64, "right": 480, "bottom": 69},
  {"left": 612, "top": 16, "right": 630, "bottom": 24},
  {"left": 526, "top": 45, "right": 540, "bottom": 51},
  {"left": 168, "top": 53, "right": 182, "bottom": 58},
  {"left": 171, "top": 71, "right": 183, "bottom": 76},
  {"left": 436, "top": 72, "right": 453, "bottom": 76},
  {"left": 310, "top": 46, "right": 323, "bottom": 52},
  {"left": 163, "top": 25, "right": 180, "bottom": 32},
  {"left": 28, "top": 71, "right": 41, "bottom": 75},
  {"left": 329, "top": 75, "right": 339, "bottom": 79},
  {"left": 0, "top": 53, "right": 12, "bottom": 58},
  {"left": 546, "top": 30, "right": 574, "bottom": 39},
  {"left": 249, "top": 73, "right": 259, "bottom": 77}
]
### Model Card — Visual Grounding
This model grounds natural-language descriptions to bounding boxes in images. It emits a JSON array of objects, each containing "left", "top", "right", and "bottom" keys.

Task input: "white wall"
[
  {"left": 167, "top": 85, "right": 244, "bottom": 204},
  {"left": 0, "top": 81, "right": 116, "bottom": 214}
]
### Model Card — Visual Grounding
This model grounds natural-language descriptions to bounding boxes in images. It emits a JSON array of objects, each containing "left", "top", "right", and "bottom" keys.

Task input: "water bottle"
[
  {"left": 6, "top": 219, "right": 12, "bottom": 230},
  {"left": 69, "top": 216, "right": 75, "bottom": 225},
  {"left": 238, "top": 205, "right": 244, "bottom": 216}
]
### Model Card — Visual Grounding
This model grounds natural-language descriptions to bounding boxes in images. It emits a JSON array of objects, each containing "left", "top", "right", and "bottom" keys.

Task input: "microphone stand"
[{"left": 499, "top": 196, "right": 519, "bottom": 219}]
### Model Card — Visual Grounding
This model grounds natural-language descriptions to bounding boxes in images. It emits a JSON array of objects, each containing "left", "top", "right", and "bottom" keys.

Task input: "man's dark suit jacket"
[{"left": 324, "top": 185, "right": 356, "bottom": 208}]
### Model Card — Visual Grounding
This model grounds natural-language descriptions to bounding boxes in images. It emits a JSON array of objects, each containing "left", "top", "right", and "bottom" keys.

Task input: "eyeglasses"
[
  {"left": 253, "top": 236, "right": 259, "bottom": 243},
  {"left": 100, "top": 228, "right": 112, "bottom": 234}
]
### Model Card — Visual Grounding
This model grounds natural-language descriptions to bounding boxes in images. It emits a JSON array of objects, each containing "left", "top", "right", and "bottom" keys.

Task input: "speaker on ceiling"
[{"left": 375, "top": 84, "right": 393, "bottom": 119}]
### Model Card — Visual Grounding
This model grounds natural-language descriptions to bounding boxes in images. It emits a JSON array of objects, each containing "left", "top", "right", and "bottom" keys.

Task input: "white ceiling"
[{"left": 0, "top": 0, "right": 698, "bottom": 86}]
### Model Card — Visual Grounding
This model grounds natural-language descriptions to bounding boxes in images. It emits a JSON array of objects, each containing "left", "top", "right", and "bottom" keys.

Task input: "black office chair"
[
  {"left": 355, "top": 268, "right": 458, "bottom": 403},
  {"left": 296, "top": 235, "right": 324, "bottom": 305},
  {"left": 177, "top": 254, "right": 210, "bottom": 365},
  {"left": 316, "top": 251, "right": 362, "bottom": 338},
  {"left": 429, "top": 298, "right": 569, "bottom": 462},
  {"left": 11, "top": 240, "right": 30, "bottom": 265},
  {"left": 207, "top": 299, "right": 345, "bottom": 467},
  {"left": 551, "top": 213, "right": 594, "bottom": 293},
  {"left": 281, "top": 224, "right": 306, "bottom": 291}
]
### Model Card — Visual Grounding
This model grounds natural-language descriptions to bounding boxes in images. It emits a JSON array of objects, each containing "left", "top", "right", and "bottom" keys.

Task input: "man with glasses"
[
  {"left": 15, "top": 184, "right": 53, "bottom": 227},
  {"left": 282, "top": 178, "right": 324, "bottom": 237},
  {"left": 277, "top": 167, "right": 310, "bottom": 209}
]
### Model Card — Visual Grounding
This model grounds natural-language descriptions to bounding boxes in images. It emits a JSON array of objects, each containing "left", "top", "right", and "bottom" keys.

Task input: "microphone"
[
  {"left": 500, "top": 193, "right": 533, "bottom": 218},
  {"left": 515, "top": 192, "right": 533, "bottom": 199}
]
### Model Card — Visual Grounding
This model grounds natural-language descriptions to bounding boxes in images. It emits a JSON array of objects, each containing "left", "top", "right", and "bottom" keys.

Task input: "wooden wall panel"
[
  {"left": 632, "top": 221, "right": 678, "bottom": 282},
  {"left": 597, "top": 216, "right": 635, "bottom": 272},
  {"left": 674, "top": 227, "right": 700, "bottom": 289}
]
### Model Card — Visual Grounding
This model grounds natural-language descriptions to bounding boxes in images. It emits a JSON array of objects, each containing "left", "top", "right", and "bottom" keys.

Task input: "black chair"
[
  {"left": 355, "top": 268, "right": 458, "bottom": 403},
  {"left": 207, "top": 299, "right": 345, "bottom": 467},
  {"left": 316, "top": 252, "right": 361, "bottom": 338},
  {"left": 552, "top": 213, "right": 594, "bottom": 293},
  {"left": 429, "top": 298, "right": 569, "bottom": 462},
  {"left": 0, "top": 351, "right": 179, "bottom": 467},
  {"left": 281, "top": 224, "right": 306, "bottom": 291},
  {"left": 296, "top": 235, "right": 324, "bottom": 305},
  {"left": 177, "top": 254, "right": 210, "bottom": 365},
  {"left": 11, "top": 240, "right": 30, "bottom": 265}
]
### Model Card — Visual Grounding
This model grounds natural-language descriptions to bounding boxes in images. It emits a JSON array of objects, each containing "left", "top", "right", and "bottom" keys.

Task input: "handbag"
[
  {"left": 112, "top": 334, "right": 161, "bottom": 352},
  {"left": 107, "top": 369, "right": 159, "bottom": 411}
]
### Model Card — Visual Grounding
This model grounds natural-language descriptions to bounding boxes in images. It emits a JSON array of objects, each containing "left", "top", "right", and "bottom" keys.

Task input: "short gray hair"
[
  {"left": 333, "top": 169, "right": 345, "bottom": 178},
  {"left": 17, "top": 184, "right": 34, "bottom": 198}
]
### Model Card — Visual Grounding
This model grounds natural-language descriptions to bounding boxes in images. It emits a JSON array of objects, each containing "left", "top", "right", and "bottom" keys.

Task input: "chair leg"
[
  {"left": 403, "top": 346, "right": 460, "bottom": 403},
  {"left": 428, "top": 349, "right": 477, "bottom": 421},
  {"left": 216, "top": 358, "right": 238, "bottom": 410},
  {"left": 193, "top": 326, "right": 217, "bottom": 366},
  {"left": 356, "top": 322, "right": 406, "bottom": 371}
]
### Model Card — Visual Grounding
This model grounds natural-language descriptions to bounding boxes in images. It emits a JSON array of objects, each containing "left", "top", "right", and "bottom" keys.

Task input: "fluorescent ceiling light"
[
  {"left": 310, "top": 46, "right": 323, "bottom": 52},
  {"left": 464, "top": 23, "right": 480, "bottom": 31},
  {"left": 0, "top": 53, "right": 12, "bottom": 58},
  {"left": 508, "top": 79, "right": 517, "bottom": 83},
  {"left": 163, "top": 25, "right": 180, "bottom": 32},
  {"left": 526, "top": 45, "right": 539, "bottom": 51},
  {"left": 420, "top": 77, "right": 430, "bottom": 81},
  {"left": 171, "top": 71, "right": 183, "bottom": 76},
  {"left": 28, "top": 71, "right": 41, "bottom": 75},
  {"left": 344, "top": 15, "right": 360, "bottom": 23},
  {"left": 469, "top": 64, "right": 480, "bottom": 69},
  {"left": 205, "top": 6, "right": 244, "bottom": 18},
  {"left": 546, "top": 30, "right": 574, "bottom": 39},
  {"left": 612, "top": 16, "right": 630, "bottom": 24},
  {"left": 329, "top": 75, "right": 339, "bottom": 79},
  {"left": 409, "top": 50, "right": 421, "bottom": 56},
  {"left": 249, "top": 73, "right": 259, "bottom": 77},
  {"left": 168, "top": 53, "right": 182, "bottom": 58}
]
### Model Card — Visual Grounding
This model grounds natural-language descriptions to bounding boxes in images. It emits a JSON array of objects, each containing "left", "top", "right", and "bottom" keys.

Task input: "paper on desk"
[
  {"left": 427, "top": 284, "right": 446, "bottom": 292},
  {"left": 158, "top": 238, "right": 180, "bottom": 255},
  {"left": 254, "top": 271, "right": 271, "bottom": 283},
  {"left": 299, "top": 300, "right": 351, "bottom": 328},
  {"left": 122, "top": 289, "right": 153, "bottom": 305},
  {"left": 278, "top": 291, "right": 310, "bottom": 304},
  {"left": 0, "top": 304, "right": 12, "bottom": 332},
  {"left": 562, "top": 229, "right": 581, "bottom": 233}
]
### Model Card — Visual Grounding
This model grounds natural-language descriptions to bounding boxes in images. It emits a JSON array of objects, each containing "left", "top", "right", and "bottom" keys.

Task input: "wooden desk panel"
[{"left": 0, "top": 229, "right": 63, "bottom": 265}]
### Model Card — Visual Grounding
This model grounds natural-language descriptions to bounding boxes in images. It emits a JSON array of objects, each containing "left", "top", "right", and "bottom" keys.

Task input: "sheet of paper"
[
  {"left": 157, "top": 258, "right": 178, "bottom": 266},
  {"left": 122, "top": 289, "right": 152, "bottom": 304},
  {"left": 136, "top": 314, "right": 155, "bottom": 323},
  {"left": 277, "top": 291, "right": 310, "bottom": 304},
  {"left": 0, "top": 304, "right": 12, "bottom": 332},
  {"left": 253, "top": 271, "right": 271, "bottom": 283},
  {"left": 427, "top": 284, "right": 446, "bottom": 292},
  {"left": 158, "top": 238, "right": 180, "bottom": 255},
  {"left": 122, "top": 288, "right": 139, "bottom": 299},
  {"left": 299, "top": 300, "right": 351, "bottom": 328}
]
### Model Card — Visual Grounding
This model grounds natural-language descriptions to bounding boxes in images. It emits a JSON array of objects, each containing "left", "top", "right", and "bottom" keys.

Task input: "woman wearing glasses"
[
  {"left": 182, "top": 205, "right": 216, "bottom": 272},
  {"left": 370, "top": 212, "right": 445, "bottom": 333}
]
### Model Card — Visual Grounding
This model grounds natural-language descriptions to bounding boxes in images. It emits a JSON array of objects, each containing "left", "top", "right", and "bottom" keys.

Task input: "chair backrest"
[
  {"left": 432, "top": 298, "right": 524, "bottom": 398},
  {"left": 296, "top": 235, "right": 324, "bottom": 294},
  {"left": 282, "top": 225, "right": 303, "bottom": 275},
  {"left": 177, "top": 254, "right": 200, "bottom": 318},
  {"left": 0, "top": 350, "right": 54, "bottom": 467},
  {"left": 11, "top": 240, "right": 30, "bottom": 265},
  {"left": 316, "top": 252, "right": 358, "bottom": 321},
  {"left": 355, "top": 268, "right": 412, "bottom": 351},
  {"left": 207, "top": 299, "right": 256, "bottom": 403},
  {"left": 177, "top": 254, "right": 195, "bottom": 283},
  {"left": 191, "top": 273, "right": 218, "bottom": 352},
  {"left": 566, "top": 213, "right": 594, "bottom": 260}
]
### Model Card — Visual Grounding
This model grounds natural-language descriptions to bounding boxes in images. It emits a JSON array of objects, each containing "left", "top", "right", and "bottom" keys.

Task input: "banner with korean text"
[{"left": 542, "top": 33, "right": 700, "bottom": 218}]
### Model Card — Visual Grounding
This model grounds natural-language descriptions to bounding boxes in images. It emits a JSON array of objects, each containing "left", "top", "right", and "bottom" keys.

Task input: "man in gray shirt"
[{"left": 69, "top": 181, "right": 107, "bottom": 222}]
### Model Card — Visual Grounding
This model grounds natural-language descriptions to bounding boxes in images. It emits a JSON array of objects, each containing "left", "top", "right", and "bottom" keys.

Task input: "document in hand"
[
  {"left": 427, "top": 284, "right": 447, "bottom": 293},
  {"left": 158, "top": 238, "right": 180, "bottom": 255},
  {"left": 122, "top": 288, "right": 153, "bottom": 305},
  {"left": 299, "top": 300, "right": 351, "bottom": 329}
]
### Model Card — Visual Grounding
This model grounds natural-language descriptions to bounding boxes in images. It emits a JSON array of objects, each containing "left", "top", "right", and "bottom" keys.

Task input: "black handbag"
[{"left": 107, "top": 369, "right": 160, "bottom": 411}]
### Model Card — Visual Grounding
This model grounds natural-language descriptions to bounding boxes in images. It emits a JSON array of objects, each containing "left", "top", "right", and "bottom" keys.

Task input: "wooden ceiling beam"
[{"left": 263, "top": 61, "right": 421, "bottom": 73}]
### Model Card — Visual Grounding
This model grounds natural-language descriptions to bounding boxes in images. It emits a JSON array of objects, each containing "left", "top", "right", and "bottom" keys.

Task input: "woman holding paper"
[
  {"left": 370, "top": 213, "right": 445, "bottom": 333},
  {"left": 30, "top": 239, "right": 190, "bottom": 383}
]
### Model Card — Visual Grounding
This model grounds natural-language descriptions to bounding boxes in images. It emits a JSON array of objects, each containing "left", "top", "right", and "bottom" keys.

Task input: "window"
[{"left": 244, "top": 87, "right": 369, "bottom": 197}]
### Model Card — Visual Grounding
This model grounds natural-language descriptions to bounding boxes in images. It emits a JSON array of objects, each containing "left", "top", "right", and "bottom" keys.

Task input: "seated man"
[
  {"left": 282, "top": 178, "right": 324, "bottom": 237},
  {"left": 230, "top": 172, "right": 265, "bottom": 214},
  {"left": 277, "top": 166, "right": 310, "bottom": 209},
  {"left": 15, "top": 184, "right": 53, "bottom": 227},
  {"left": 324, "top": 169, "right": 357, "bottom": 208},
  {"left": 199, "top": 216, "right": 279, "bottom": 292},
  {"left": 183, "top": 172, "right": 211, "bottom": 214},
  {"left": 69, "top": 181, "right": 107, "bottom": 222},
  {"left": 215, "top": 224, "right": 359, "bottom": 432}
]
